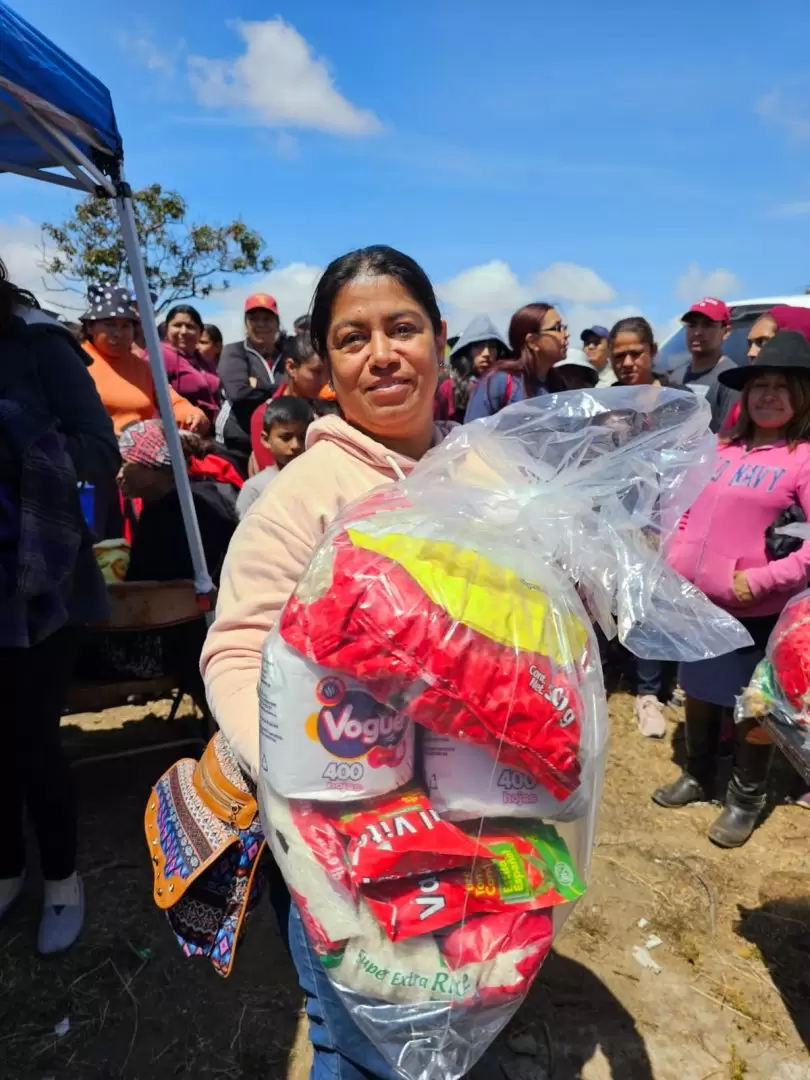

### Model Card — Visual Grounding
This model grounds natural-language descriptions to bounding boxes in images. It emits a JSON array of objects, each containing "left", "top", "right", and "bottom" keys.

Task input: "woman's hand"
[
  {"left": 184, "top": 410, "right": 210, "bottom": 436},
  {"left": 733, "top": 571, "right": 754, "bottom": 604}
]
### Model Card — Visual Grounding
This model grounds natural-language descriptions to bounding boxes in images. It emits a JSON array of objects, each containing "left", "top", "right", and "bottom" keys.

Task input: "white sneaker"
[
  {"left": 38, "top": 874, "right": 84, "bottom": 955},
  {"left": 0, "top": 873, "right": 25, "bottom": 922},
  {"left": 636, "top": 695, "right": 667, "bottom": 739}
]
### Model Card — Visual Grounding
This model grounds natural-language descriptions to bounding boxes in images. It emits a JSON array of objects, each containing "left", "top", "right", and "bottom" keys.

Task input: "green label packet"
[{"left": 483, "top": 822, "right": 585, "bottom": 906}]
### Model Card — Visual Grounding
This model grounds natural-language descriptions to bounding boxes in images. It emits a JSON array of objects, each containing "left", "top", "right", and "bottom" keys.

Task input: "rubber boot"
[
  {"left": 709, "top": 720, "right": 774, "bottom": 848},
  {"left": 653, "top": 699, "right": 724, "bottom": 808}
]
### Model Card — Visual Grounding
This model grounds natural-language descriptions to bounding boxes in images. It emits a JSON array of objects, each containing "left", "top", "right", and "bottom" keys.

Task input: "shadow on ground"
[
  {"left": 737, "top": 886, "right": 810, "bottom": 1055},
  {"left": 472, "top": 949, "right": 654, "bottom": 1079}
]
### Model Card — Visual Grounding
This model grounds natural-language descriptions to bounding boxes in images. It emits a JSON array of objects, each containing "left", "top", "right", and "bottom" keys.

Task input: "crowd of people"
[{"left": 1, "top": 244, "right": 810, "bottom": 1076}]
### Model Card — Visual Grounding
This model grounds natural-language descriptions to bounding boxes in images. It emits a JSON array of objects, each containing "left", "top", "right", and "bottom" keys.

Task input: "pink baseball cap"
[{"left": 681, "top": 297, "right": 731, "bottom": 324}]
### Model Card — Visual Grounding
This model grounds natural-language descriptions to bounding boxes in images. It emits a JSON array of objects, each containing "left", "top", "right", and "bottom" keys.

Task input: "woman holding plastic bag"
[
  {"left": 201, "top": 246, "right": 751, "bottom": 1080},
  {"left": 656, "top": 332, "right": 810, "bottom": 846},
  {"left": 203, "top": 246, "right": 455, "bottom": 1079}
]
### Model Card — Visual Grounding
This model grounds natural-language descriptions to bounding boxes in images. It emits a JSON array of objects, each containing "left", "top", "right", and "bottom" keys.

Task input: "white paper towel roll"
[
  {"left": 260, "top": 635, "right": 414, "bottom": 801},
  {"left": 423, "top": 731, "right": 586, "bottom": 821}
]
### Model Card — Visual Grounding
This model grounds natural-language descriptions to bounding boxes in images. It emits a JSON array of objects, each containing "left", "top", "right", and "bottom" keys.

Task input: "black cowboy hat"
[{"left": 719, "top": 330, "right": 810, "bottom": 391}]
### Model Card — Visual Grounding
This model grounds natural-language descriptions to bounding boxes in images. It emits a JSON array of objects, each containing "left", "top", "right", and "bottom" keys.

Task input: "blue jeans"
[
  {"left": 288, "top": 906, "right": 402, "bottom": 1080},
  {"left": 636, "top": 658, "right": 676, "bottom": 699}
]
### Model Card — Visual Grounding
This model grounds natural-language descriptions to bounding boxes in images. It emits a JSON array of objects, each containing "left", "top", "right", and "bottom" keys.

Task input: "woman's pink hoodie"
[
  {"left": 201, "top": 414, "right": 452, "bottom": 778},
  {"left": 668, "top": 438, "right": 810, "bottom": 619}
]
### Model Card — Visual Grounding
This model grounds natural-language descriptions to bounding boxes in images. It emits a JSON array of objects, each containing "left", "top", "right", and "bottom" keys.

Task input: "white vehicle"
[{"left": 657, "top": 294, "right": 810, "bottom": 371}]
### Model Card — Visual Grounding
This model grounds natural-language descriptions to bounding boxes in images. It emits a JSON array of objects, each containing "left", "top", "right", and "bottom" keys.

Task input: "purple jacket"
[{"left": 161, "top": 342, "right": 220, "bottom": 423}]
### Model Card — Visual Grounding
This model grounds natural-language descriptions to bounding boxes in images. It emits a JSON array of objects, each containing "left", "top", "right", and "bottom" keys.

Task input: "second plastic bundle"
[{"left": 740, "top": 593, "right": 810, "bottom": 784}]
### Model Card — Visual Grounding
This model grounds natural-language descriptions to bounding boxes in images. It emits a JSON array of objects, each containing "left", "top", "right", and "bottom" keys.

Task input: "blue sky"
[{"left": 3, "top": 0, "right": 810, "bottom": 340}]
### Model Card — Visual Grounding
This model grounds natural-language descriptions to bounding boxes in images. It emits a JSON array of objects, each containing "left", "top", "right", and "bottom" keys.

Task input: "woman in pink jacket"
[
  {"left": 655, "top": 331, "right": 810, "bottom": 846},
  {"left": 202, "top": 246, "right": 451, "bottom": 1080}
]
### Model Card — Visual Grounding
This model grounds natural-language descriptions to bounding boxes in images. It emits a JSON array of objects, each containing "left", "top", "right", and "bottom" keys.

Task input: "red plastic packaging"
[
  {"left": 439, "top": 910, "right": 554, "bottom": 1004},
  {"left": 770, "top": 593, "right": 810, "bottom": 712},
  {"left": 290, "top": 801, "right": 356, "bottom": 898},
  {"left": 332, "top": 786, "right": 489, "bottom": 885},
  {"left": 362, "top": 823, "right": 585, "bottom": 941}
]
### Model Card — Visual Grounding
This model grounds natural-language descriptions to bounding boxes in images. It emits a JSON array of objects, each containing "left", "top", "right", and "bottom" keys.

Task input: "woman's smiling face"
[{"left": 326, "top": 274, "right": 444, "bottom": 445}]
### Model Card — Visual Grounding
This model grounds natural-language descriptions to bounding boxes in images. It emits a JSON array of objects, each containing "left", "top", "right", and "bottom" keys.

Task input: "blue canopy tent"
[{"left": 0, "top": 0, "right": 213, "bottom": 599}]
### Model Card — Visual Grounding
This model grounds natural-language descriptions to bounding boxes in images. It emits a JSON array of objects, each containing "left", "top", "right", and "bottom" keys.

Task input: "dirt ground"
[{"left": 1, "top": 693, "right": 808, "bottom": 1080}]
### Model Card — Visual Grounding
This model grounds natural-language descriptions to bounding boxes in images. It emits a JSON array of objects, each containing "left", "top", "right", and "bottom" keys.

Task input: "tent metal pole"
[
  {"left": 0, "top": 98, "right": 98, "bottom": 193},
  {"left": 114, "top": 187, "right": 215, "bottom": 608},
  {"left": 28, "top": 106, "right": 116, "bottom": 195},
  {"left": 0, "top": 160, "right": 88, "bottom": 190}
]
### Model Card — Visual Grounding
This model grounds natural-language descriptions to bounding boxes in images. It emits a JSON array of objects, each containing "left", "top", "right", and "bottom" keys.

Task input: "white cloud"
[
  {"left": 565, "top": 302, "right": 642, "bottom": 339},
  {"left": 119, "top": 31, "right": 177, "bottom": 76},
  {"left": 758, "top": 87, "right": 810, "bottom": 142},
  {"left": 675, "top": 263, "right": 742, "bottom": 304},
  {"left": 774, "top": 200, "right": 810, "bottom": 217},
  {"left": 188, "top": 19, "right": 382, "bottom": 136},
  {"left": 436, "top": 259, "right": 633, "bottom": 339},
  {"left": 533, "top": 262, "right": 616, "bottom": 305},
  {"left": 202, "top": 262, "right": 324, "bottom": 343},
  {"left": 0, "top": 217, "right": 79, "bottom": 315},
  {"left": 437, "top": 261, "right": 528, "bottom": 329}
]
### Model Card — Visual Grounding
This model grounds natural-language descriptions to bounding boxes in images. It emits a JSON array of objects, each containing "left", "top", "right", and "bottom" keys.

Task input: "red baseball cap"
[
  {"left": 245, "top": 293, "right": 278, "bottom": 315},
  {"left": 681, "top": 297, "right": 731, "bottom": 324}
]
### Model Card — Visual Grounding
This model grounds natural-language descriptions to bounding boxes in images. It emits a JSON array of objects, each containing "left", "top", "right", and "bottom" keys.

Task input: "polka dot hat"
[{"left": 81, "top": 284, "right": 140, "bottom": 323}]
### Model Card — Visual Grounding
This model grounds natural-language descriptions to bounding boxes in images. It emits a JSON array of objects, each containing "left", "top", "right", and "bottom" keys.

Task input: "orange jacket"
[{"left": 83, "top": 341, "right": 205, "bottom": 434}]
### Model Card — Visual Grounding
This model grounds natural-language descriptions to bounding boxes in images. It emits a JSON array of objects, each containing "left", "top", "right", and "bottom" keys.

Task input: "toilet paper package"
[
  {"left": 423, "top": 732, "right": 589, "bottom": 822},
  {"left": 260, "top": 636, "right": 414, "bottom": 801}
]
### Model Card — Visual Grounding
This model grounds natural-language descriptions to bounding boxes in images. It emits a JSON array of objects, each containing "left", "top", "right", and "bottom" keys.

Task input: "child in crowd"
[
  {"left": 277, "top": 332, "right": 328, "bottom": 401},
  {"left": 547, "top": 349, "right": 599, "bottom": 392},
  {"left": 237, "top": 397, "right": 315, "bottom": 518},
  {"left": 248, "top": 334, "right": 335, "bottom": 475}
]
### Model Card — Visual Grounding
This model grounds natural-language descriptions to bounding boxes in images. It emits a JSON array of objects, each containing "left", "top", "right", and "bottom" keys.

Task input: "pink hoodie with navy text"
[{"left": 668, "top": 438, "right": 810, "bottom": 618}]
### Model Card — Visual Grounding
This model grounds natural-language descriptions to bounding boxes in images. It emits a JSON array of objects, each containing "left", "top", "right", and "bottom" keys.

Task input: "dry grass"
[{"left": 729, "top": 1042, "right": 749, "bottom": 1079}]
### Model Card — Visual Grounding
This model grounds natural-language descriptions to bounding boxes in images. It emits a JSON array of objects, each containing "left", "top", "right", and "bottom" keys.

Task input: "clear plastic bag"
[
  {"left": 736, "top": 519, "right": 810, "bottom": 783},
  {"left": 738, "top": 602, "right": 810, "bottom": 786},
  {"left": 258, "top": 388, "right": 751, "bottom": 1079}
]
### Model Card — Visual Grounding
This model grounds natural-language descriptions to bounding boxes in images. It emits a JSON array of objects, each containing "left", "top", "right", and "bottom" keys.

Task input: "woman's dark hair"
[
  {"left": 282, "top": 332, "right": 317, "bottom": 367},
  {"left": 607, "top": 316, "right": 656, "bottom": 351},
  {"left": 203, "top": 323, "right": 223, "bottom": 348},
  {"left": 508, "top": 303, "right": 553, "bottom": 358},
  {"left": 293, "top": 314, "right": 311, "bottom": 334},
  {"left": 164, "top": 303, "right": 204, "bottom": 333},
  {"left": 483, "top": 302, "right": 554, "bottom": 399},
  {"left": 178, "top": 433, "right": 218, "bottom": 462},
  {"left": 310, "top": 245, "right": 442, "bottom": 367},
  {"left": 0, "top": 256, "right": 38, "bottom": 333}
]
